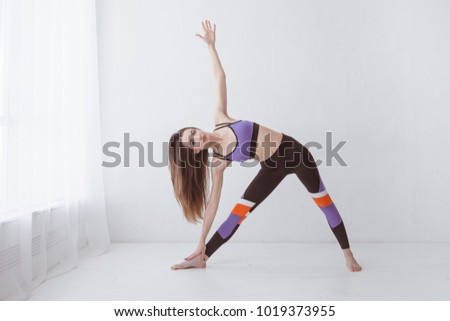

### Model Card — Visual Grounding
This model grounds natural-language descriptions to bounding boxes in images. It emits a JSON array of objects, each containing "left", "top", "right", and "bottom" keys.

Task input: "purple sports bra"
[{"left": 212, "top": 120, "right": 260, "bottom": 162}]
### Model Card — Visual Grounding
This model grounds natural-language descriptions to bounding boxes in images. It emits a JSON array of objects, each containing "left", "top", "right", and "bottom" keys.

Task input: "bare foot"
[
  {"left": 343, "top": 249, "right": 362, "bottom": 272},
  {"left": 171, "top": 255, "right": 207, "bottom": 270}
]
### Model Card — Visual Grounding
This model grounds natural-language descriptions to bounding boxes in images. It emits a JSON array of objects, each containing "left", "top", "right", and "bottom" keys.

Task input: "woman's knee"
[{"left": 295, "top": 169, "right": 321, "bottom": 194}]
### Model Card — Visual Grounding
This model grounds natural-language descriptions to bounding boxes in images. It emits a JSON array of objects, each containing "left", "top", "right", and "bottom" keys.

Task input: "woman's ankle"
[{"left": 343, "top": 248, "right": 353, "bottom": 257}]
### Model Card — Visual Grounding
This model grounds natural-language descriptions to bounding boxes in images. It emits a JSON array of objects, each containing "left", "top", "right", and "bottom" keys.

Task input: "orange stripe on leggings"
[
  {"left": 237, "top": 216, "right": 247, "bottom": 224},
  {"left": 231, "top": 203, "right": 252, "bottom": 217},
  {"left": 312, "top": 193, "right": 333, "bottom": 207}
]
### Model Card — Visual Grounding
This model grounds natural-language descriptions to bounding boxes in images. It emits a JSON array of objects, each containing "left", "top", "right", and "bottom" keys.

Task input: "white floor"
[{"left": 28, "top": 242, "right": 450, "bottom": 301}]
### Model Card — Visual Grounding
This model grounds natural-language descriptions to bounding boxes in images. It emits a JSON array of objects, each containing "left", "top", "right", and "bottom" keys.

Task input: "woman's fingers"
[
  {"left": 200, "top": 20, "right": 215, "bottom": 32},
  {"left": 198, "top": 20, "right": 215, "bottom": 43},
  {"left": 203, "top": 20, "right": 212, "bottom": 30}
]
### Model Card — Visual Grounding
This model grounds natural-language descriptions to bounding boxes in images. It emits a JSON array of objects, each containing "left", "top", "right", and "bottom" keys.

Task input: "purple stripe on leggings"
[
  {"left": 318, "top": 177, "right": 326, "bottom": 193},
  {"left": 218, "top": 214, "right": 242, "bottom": 239},
  {"left": 320, "top": 203, "right": 342, "bottom": 228}
]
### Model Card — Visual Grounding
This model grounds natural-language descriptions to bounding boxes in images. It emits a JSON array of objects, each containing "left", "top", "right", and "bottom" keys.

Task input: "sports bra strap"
[
  {"left": 213, "top": 124, "right": 229, "bottom": 131},
  {"left": 215, "top": 122, "right": 231, "bottom": 127},
  {"left": 212, "top": 151, "right": 227, "bottom": 160}
]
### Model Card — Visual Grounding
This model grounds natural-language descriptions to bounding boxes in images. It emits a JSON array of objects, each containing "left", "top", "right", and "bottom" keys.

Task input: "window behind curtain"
[{"left": 0, "top": 0, "right": 66, "bottom": 218}]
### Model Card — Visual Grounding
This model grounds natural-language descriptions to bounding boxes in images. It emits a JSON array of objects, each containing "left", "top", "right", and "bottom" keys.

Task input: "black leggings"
[{"left": 205, "top": 133, "right": 350, "bottom": 258}]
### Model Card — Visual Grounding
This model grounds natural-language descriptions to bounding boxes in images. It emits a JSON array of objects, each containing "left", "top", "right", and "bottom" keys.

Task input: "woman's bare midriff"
[{"left": 254, "top": 124, "right": 283, "bottom": 162}]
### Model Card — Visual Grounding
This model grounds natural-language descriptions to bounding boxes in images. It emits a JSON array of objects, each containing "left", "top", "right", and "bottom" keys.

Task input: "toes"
[
  {"left": 350, "top": 264, "right": 362, "bottom": 272},
  {"left": 346, "top": 263, "right": 360, "bottom": 272}
]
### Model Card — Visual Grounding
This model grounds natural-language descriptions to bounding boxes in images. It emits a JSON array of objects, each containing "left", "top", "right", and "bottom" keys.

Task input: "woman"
[{"left": 168, "top": 20, "right": 362, "bottom": 272}]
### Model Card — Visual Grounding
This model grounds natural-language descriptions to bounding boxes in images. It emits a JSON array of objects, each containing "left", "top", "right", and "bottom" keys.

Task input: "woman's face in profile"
[{"left": 180, "top": 127, "right": 207, "bottom": 154}]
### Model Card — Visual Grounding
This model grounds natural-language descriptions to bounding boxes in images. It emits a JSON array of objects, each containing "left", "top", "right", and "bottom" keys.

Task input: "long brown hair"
[{"left": 168, "top": 127, "right": 210, "bottom": 224}]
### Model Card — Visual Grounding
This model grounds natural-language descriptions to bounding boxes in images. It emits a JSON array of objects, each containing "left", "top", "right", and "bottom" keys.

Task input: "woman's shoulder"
[{"left": 214, "top": 112, "right": 239, "bottom": 126}]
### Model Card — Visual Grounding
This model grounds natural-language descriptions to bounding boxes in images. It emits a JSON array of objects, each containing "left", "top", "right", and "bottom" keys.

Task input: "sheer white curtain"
[{"left": 0, "top": 0, "right": 110, "bottom": 300}]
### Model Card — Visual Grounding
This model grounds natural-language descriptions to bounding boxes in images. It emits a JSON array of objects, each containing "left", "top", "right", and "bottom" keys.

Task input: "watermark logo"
[{"left": 102, "top": 132, "right": 348, "bottom": 168}]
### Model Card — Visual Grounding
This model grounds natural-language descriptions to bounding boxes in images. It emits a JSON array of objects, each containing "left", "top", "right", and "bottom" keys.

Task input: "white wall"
[{"left": 96, "top": 0, "right": 450, "bottom": 243}]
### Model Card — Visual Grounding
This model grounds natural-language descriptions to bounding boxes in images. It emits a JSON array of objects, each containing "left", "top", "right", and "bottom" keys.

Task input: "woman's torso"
[{"left": 212, "top": 117, "right": 283, "bottom": 163}]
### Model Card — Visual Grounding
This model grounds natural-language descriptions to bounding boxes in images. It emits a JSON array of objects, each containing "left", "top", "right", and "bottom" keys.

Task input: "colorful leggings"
[{"left": 205, "top": 133, "right": 350, "bottom": 258}]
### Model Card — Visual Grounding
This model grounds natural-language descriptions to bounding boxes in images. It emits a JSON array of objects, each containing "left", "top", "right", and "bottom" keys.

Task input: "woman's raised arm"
[{"left": 196, "top": 20, "right": 228, "bottom": 118}]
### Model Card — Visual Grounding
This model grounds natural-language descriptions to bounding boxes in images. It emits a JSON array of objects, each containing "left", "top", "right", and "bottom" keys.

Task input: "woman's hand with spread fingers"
[{"left": 195, "top": 20, "right": 216, "bottom": 46}]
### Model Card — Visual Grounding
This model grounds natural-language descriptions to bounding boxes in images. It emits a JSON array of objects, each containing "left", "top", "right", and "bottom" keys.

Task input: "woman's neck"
[{"left": 206, "top": 131, "right": 224, "bottom": 151}]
